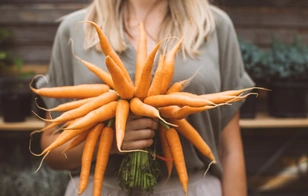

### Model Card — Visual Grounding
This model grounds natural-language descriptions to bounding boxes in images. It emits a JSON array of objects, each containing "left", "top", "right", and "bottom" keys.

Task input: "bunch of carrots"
[{"left": 30, "top": 21, "right": 261, "bottom": 196}]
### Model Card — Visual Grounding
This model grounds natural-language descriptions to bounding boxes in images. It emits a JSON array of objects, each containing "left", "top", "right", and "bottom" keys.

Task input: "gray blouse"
[{"left": 37, "top": 7, "right": 254, "bottom": 180}]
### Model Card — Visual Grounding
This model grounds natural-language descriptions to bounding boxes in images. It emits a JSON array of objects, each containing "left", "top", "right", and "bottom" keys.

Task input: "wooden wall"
[
  {"left": 0, "top": 1, "right": 89, "bottom": 64},
  {"left": 215, "top": 0, "right": 308, "bottom": 47},
  {"left": 1, "top": 0, "right": 308, "bottom": 64}
]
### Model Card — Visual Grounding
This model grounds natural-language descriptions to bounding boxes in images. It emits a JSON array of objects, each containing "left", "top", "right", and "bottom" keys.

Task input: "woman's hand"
[
  {"left": 41, "top": 112, "right": 158, "bottom": 170},
  {"left": 110, "top": 113, "right": 158, "bottom": 154}
]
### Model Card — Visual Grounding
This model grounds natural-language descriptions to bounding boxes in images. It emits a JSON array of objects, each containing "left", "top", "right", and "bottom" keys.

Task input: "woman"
[{"left": 37, "top": 0, "right": 254, "bottom": 195}]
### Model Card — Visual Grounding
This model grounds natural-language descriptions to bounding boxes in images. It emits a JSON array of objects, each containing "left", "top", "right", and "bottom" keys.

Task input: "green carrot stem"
[{"left": 117, "top": 148, "right": 160, "bottom": 195}]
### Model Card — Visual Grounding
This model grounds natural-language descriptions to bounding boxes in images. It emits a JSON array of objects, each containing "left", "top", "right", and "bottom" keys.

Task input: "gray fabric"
[
  {"left": 36, "top": 6, "right": 254, "bottom": 195},
  {"left": 65, "top": 172, "right": 221, "bottom": 196}
]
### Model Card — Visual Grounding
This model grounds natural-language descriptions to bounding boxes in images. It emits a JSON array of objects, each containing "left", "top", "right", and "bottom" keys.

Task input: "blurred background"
[{"left": 0, "top": 0, "right": 308, "bottom": 196}]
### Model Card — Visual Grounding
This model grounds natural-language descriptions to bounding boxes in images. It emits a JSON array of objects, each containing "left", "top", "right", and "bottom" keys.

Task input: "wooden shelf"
[
  {"left": 0, "top": 116, "right": 45, "bottom": 131},
  {"left": 240, "top": 112, "right": 308, "bottom": 129},
  {"left": 0, "top": 113, "right": 308, "bottom": 131}
]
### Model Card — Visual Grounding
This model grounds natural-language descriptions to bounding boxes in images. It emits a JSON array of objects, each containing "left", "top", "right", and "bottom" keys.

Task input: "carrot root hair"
[
  {"left": 203, "top": 160, "right": 216, "bottom": 177},
  {"left": 68, "top": 171, "right": 79, "bottom": 195},
  {"left": 29, "top": 121, "right": 60, "bottom": 139},
  {"left": 34, "top": 151, "right": 50, "bottom": 173},
  {"left": 29, "top": 74, "right": 48, "bottom": 94},
  {"left": 31, "top": 110, "right": 57, "bottom": 123},
  {"left": 34, "top": 97, "right": 49, "bottom": 112},
  {"left": 226, "top": 92, "right": 259, "bottom": 104}
]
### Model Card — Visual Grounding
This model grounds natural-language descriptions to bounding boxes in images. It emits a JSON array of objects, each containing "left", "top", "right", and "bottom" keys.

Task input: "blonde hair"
[{"left": 83, "top": 0, "right": 216, "bottom": 57}]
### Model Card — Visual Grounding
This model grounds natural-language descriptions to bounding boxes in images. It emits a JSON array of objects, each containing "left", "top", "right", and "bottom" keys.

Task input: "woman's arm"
[
  {"left": 219, "top": 111, "right": 247, "bottom": 196},
  {"left": 40, "top": 112, "right": 157, "bottom": 171},
  {"left": 40, "top": 114, "right": 85, "bottom": 170}
]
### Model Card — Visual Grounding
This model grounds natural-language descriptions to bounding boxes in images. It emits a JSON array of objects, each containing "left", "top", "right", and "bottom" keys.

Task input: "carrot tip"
[
  {"left": 248, "top": 86, "right": 271, "bottom": 92},
  {"left": 203, "top": 161, "right": 215, "bottom": 177},
  {"left": 29, "top": 138, "right": 47, "bottom": 157},
  {"left": 34, "top": 151, "right": 50, "bottom": 173},
  {"left": 29, "top": 74, "right": 48, "bottom": 93},
  {"left": 31, "top": 110, "right": 54, "bottom": 122}
]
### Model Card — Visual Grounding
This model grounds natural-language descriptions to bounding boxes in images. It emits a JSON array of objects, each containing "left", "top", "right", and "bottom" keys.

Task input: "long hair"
[{"left": 83, "top": 0, "right": 216, "bottom": 57}]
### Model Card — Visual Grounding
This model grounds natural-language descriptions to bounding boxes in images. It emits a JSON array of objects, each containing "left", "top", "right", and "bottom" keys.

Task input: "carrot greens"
[{"left": 117, "top": 150, "right": 160, "bottom": 196}]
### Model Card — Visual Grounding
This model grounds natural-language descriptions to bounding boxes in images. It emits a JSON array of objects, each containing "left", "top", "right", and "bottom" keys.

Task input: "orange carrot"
[
  {"left": 35, "top": 97, "right": 95, "bottom": 112},
  {"left": 201, "top": 87, "right": 267, "bottom": 99},
  {"left": 115, "top": 99, "right": 130, "bottom": 152},
  {"left": 30, "top": 120, "right": 63, "bottom": 138},
  {"left": 134, "top": 22, "right": 147, "bottom": 88},
  {"left": 134, "top": 40, "right": 163, "bottom": 100},
  {"left": 147, "top": 54, "right": 165, "bottom": 97},
  {"left": 165, "top": 80, "right": 188, "bottom": 95},
  {"left": 32, "top": 123, "right": 96, "bottom": 174},
  {"left": 171, "top": 91, "right": 213, "bottom": 100},
  {"left": 169, "top": 118, "right": 216, "bottom": 162},
  {"left": 81, "top": 21, "right": 133, "bottom": 85},
  {"left": 165, "top": 127, "right": 188, "bottom": 195},
  {"left": 201, "top": 92, "right": 258, "bottom": 104},
  {"left": 166, "top": 67, "right": 200, "bottom": 94},
  {"left": 130, "top": 97, "right": 175, "bottom": 126},
  {"left": 62, "top": 129, "right": 90, "bottom": 153},
  {"left": 93, "top": 124, "right": 115, "bottom": 196},
  {"left": 158, "top": 124, "right": 173, "bottom": 179},
  {"left": 64, "top": 101, "right": 118, "bottom": 130},
  {"left": 159, "top": 105, "right": 220, "bottom": 119},
  {"left": 69, "top": 38, "right": 115, "bottom": 89},
  {"left": 160, "top": 37, "right": 183, "bottom": 94},
  {"left": 200, "top": 94, "right": 238, "bottom": 104},
  {"left": 165, "top": 91, "right": 216, "bottom": 105},
  {"left": 75, "top": 57, "right": 115, "bottom": 89},
  {"left": 37, "top": 91, "right": 118, "bottom": 123},
  {"left": 159, "top": 105, "right": 180, "bottom": 119},
  {"left": 105, "top": 56, "right": 135, "bottom": 100},
  {"left": 79, "top": 123, "right": 104, "bottom": 195},
  {"left": 34, "top": 124, "right": 95, "bottom": 157},
  {"left": 144, "top": 93, "right": 215, "bottom": 108},
  {"left": 30, "top": 76, "right": 110, "bottom": 99},
  {"left": 170, "top": 105, "right": 221, "bottom": 120}
]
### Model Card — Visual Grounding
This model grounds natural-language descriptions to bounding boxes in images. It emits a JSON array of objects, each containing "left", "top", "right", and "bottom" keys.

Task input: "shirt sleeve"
[
  {"left": 215, "top": 10, "right": 255, "bottom": 130},
  {"left": 35, "top": 18, "right": 74, "bottom": 117}
]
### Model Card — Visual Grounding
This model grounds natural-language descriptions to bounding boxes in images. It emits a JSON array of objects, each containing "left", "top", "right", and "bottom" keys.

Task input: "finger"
[
  {"left": 125, "top": 129, "right": 155, "bottom": 142},
  {"left": 121, "top": 139, "right": 154, "bottom": 151},
  {"left": 126, "top": 117, "right": 158, "bottom": 130},
  {"left": 127, "top": 112, "right": 141, "bottom": 120},
  {"left": 128, "top": 113, "right": 159, "bottom": 123}
]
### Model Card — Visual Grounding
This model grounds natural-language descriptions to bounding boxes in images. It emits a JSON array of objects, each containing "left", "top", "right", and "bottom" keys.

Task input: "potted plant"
[
  {"left": 0, "top": 28, "right": 35, "bottom": 122},
  {"left": 238, "top": 38, "right": 269, "bottom": 118},
  {"left": 265, "top": 36, "right": 308, "bottom": 118}
]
